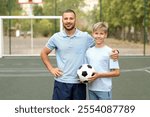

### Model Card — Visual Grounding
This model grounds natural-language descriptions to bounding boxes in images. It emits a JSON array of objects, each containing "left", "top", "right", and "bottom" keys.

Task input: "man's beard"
[{"left": 63, "top": 24, "right": 75, "bottom": 31}]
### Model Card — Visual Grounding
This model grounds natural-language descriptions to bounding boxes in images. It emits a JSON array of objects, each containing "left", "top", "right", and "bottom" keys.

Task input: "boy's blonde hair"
[{"left": 92, "top": 22, "right": 108, "bottom": 33}]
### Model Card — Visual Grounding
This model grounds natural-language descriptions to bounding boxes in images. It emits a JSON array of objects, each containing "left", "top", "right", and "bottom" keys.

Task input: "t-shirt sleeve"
[
  {"left": 108, "top": 48, "right": 120, "bottom": 69},
  {"left": 87, "top": 33, "right": 95, "bottom": 48},
  {"left": 45, "top": 34, "right": 56, "bottom": 50},
  {"left": 109, "top": 59, "right": 120, "bottom": 69}
]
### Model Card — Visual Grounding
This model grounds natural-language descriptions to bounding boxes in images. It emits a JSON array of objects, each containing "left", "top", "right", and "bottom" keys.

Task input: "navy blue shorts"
[{"left": 52, "top": 80, "right": 86, "bottom": 100}]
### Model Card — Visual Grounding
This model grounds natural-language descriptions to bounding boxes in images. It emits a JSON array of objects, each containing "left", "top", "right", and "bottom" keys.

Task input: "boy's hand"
[{"left": 88, "top": 72, "right": 98, "bottom": 83}]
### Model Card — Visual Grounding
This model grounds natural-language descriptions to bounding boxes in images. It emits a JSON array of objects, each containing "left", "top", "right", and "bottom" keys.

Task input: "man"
[{"left": 40, "top": 9, "right": 119, "bottom": 100}]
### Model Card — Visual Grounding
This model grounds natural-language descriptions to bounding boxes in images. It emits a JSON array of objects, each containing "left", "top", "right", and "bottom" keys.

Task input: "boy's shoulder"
[
  {"left": 86, "top": 46, "right": 95, "bottom": 52},
  {"left": 104, "top": 45, "right": 112, "bottom": 50},
  {"left": 103, "top": 45, "right": 113, "bottom": 53}
]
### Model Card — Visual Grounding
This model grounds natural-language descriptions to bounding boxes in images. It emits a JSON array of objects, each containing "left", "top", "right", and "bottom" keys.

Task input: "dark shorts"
[{"left": 52, "top": 80, "right": 86, "bottom": 100}]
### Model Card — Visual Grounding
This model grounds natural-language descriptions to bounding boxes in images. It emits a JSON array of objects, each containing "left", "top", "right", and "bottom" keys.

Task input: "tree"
[
  {"left": 87, "top": 0, "right": 150, "bottom": 43},
  {"left": 0, "top": 0, "right": 8, "bottom": 15}
]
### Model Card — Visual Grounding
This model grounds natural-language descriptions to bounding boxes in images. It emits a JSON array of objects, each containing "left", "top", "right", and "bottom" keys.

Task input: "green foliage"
[
  {"left": 1, "top": 0, "right": 150, "bottom": 42},
  {"left": 34, "top": 19, "right": 52, "bottom": 37},
  {"left": 33, "top": 5, "right": 43, "bottom": 16},
  {"left": 56, "top": 0, "right": 85, "bottom": 15},
  {"left": 87, "top": 0, "right": 150, "bottom": 42},
  {"left": 42, "top": 0, "right": 55, "bottom": 15},
  {"left": 0, "top": 0, "right": 8, "bottom": 15},
  {"left": 0, "top": 0, "right": 22, "bottom": 16}
]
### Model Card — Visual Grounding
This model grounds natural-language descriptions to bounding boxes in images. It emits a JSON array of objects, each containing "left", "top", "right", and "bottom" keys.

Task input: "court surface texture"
[{"left": 0, "top": 56, "right": 150, "bottom": 100}]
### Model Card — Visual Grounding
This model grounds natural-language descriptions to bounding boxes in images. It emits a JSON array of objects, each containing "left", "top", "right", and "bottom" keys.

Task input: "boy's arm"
[
  {"left": 100, "top": 69, "right": 120, "bottom": 77},
  {"left": 88, "top": 69, "right": 120, "bottom": 82}
]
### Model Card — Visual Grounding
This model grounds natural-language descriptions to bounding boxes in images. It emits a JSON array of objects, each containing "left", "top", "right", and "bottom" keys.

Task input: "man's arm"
[{"left": 40, "top": 47, "right": 63, "bottom": 77}]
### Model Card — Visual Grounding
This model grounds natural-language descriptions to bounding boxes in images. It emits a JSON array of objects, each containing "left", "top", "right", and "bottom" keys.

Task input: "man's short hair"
[{"left": 62, "top": 9, "right": 76, "bottom": 17}]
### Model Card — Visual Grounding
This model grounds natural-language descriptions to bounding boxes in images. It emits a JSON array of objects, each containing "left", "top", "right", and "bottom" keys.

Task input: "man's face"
[{"left": 62, "top": 12, "right": 76, "bottom": 31}]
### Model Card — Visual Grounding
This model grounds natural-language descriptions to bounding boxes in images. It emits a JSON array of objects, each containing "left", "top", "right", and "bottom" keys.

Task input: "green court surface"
[{"left": 0, "top": 56, "right": 150, "bottom": 100}]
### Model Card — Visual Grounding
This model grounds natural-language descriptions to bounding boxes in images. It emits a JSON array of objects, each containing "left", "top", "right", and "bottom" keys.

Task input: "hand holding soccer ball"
[{"left": 77, "top": 64, "right": 95, "bottom": 83}]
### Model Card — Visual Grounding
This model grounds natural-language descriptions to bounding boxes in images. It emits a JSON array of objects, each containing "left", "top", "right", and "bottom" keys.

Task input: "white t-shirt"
[{"left": 85, "top": 45, "right": 119, "bottom": 91}]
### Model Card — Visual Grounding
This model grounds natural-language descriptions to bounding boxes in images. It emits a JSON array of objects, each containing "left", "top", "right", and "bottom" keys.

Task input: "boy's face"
[{"left": 92, "top": 29, "right": 107, "bottom": 45}]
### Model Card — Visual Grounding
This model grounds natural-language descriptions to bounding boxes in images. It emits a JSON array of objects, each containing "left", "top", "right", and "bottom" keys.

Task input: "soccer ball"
[{"left": 77, "top": 64, "right": 95, "bottom": 83}]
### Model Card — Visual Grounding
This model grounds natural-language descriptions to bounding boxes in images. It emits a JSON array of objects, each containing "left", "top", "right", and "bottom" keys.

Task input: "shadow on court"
[{"left": 0, "top": 56, "right": 150, "bottom": 100}]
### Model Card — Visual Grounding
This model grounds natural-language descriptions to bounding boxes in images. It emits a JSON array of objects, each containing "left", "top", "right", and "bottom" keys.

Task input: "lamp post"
[
  {"left": 54, "top": 0, "right": 57, "bottom": 33},
  {"left": 143, "top": 0, "right": 147, "bottom": 56},
  {"left": 99, "top": 0, "right": 102, "bottom": 21},
  {"left": 8, "top": 0, "right": 12, "bottom": 54}
]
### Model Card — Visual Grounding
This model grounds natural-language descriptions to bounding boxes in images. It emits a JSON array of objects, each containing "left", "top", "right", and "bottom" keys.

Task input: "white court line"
[
  {"left": 0, "top": 69, "right": 47, "bottom": 73},
  {"left": 120, "top": 66, "right": 150, "bottom": 73},
  {"left": 120, "top": 55, "right": 150, "bottom": 57},
  {"left": 0, "top": 66, "right": 150, "bottom": 77},
  {"left": 0, "top": 73, "right": 52, "bottom": 77},
  {"left": 145, "top": 70, "right": 150, "bottom": 74},
  {"left": 0, "top": 68, "right": 51, "bottom": 77}
]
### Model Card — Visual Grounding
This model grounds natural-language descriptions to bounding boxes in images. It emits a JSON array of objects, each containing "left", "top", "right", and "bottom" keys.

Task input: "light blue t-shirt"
[
  {"left": 86, "top": 45, "right": 120, "bottom": 91},
  {"left": 46, "top": 29, "right": 94, "bottom": 83}
]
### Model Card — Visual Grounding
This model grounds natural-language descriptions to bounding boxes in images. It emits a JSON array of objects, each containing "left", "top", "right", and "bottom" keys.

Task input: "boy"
[{"left": 86, "top": 22, "right": 120, "bottom": 100}]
